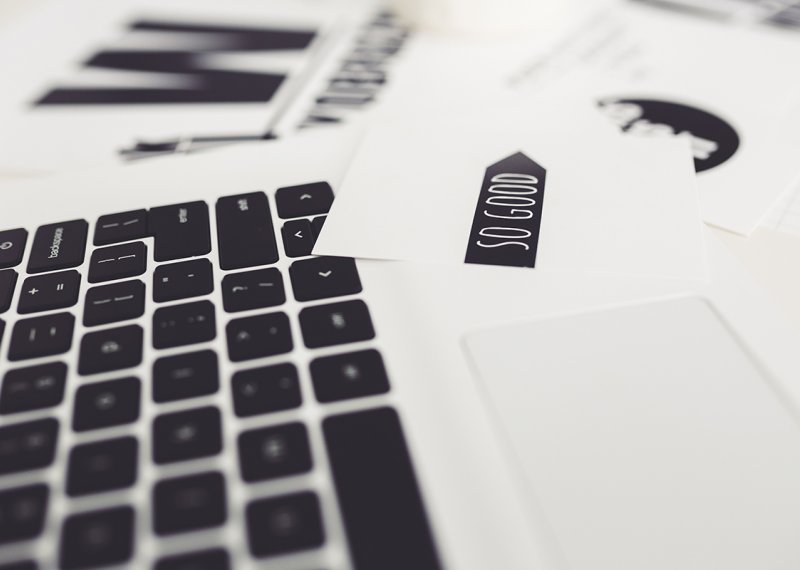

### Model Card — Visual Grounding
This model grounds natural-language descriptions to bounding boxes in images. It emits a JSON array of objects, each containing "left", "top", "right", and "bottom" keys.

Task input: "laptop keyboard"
[{"left": 0, "top": 182, "right": 440, "bottom": 569}]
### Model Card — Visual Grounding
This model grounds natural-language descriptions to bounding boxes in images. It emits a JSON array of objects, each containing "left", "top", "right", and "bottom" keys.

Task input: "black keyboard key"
[
  {"left": 0, "top": 319, "right": 4, "bottom": 346},
  {"left": 0, "top": 418, "right": 58, "bottom": 476},
  {"left": 216, "top": 192, "right": 278, "bottom": 270},
  {"left": 153, "top": 300, "right": 216, "bottom": 349},
  {"left": 72, "top": 377, "right": 140, "bottom": 432},
  {"left": 221, "top": 268, "right": 285, "bottom": 313},
  {"left": 0, "top": 362, "right": 67, "bottom": 415},
  {"left": 149, "top": 201, "right": 211, "bottom": 262},
  {"left": 299, "top": 300, "right": 374, "bottom": 349},
  {"left": 0, "top": 484, "right": 48, "bottom": 545},
  {"left": 66, "top": 436, "right": 138, "bottom": 497},
  {"left": 8, "top": 312, "right": 74, "bottom": 361},
  {"left": 290, "top": 256, "right": 362, "bottom": 302},
  {"left": 155, "top": 549, "right": 229, "bottom": 570},
  {"left": 275, "top": 182, "right": 334, "bottom": 219},
  {"left": 94, "top": 209, "right": 147, "bottom": 246},
  {"left": 238, "top": 423, "right": 312, "bottom": 483},
  {"left": 310, "top": 349, "right": 390, "bottom": 403},
  {"left": 0, "top": 270, "right": 17, "bottom": 314},
  {"left": 59, "top": 506, "right": 134, "bottom": 569},
  {"left": 324, "top": 408, "right": 440, "bottom": 570},
  {"left": 0, "top": 561, "right": 37, "bottom": 570},
  {"left": 0, "top": 229, "right": 27, "bottom": 269},
  {"left": 153, "top": 350, "right": 218, "bottom": 403},
  {"left": 83, "top": 280, "right": 145, "bottom": 326},
  {"left": 153, "top": 258, "right": 213, "bottom": 303},
  {"left": 153, "top": 406, "right": 222, "bottom": 465},
  {"left": 153, "top": 471, "right": 227, "bottom": 536},
  {"left": 246, "top": 492, "right": 324, "bottom": 558},
  {"left": 27, "top": 220, "right": 88, "bottom": 274},
  {"left": 226, "top": 312, "right": 292, "bottom": 362},
  {"left": 88, "top": 241, "right": 147, "bottom": 283},
  {"left": 17, "top": 270, "right": 80, "bottom": 314},
  {"left": 78, "top": 324, "right": 143, "bottom": 375},
  {"left": 232, "top": 363, "right": 301, "bottom": 418},
  {"left": 312, "top": 215, "right": 326, "bottom": 237},
  {"left": 281, "top": 219, "right": 315, "bottom": 258}
]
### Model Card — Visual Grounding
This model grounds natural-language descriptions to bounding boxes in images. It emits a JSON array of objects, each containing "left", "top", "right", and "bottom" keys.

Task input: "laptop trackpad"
[{"left": 464, "top": 297, "right": 800, "bottom": 570}]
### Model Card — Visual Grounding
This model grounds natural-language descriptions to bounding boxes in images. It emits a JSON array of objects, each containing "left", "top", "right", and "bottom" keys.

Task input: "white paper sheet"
[
  {"left": 314, "top": 98, "right": 707, "bottom": 281},
  {"left": 510, "top": 3, "right": 800, "bottom": 235},
  {"left": 0, "top": 0, "right": 394, "bottom": 173}
]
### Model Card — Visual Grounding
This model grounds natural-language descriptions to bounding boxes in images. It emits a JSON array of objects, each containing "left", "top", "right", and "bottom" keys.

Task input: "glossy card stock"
[{"left": 314, "top": 103, "right": 707, "bottom": 281}]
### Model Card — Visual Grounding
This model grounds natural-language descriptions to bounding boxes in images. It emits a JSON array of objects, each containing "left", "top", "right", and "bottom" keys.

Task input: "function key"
[
  {"left": 0, "top": 270, "right": 18, "bottom": 314},
  {"left": 153, "top": 350, "right": 219, "bottom": 403},
  {"left": 299, "top": 300, "right": 375, "bottom": 349},
  {"left": 78, "top": 324, "right": 143, "bottom": 376},
  {"left": 246, "top": 492, "right": 324, "bottom": 558},
  {"left": 72, "top": 377, "right": 140, "bottom": 432},
  {"left": 155, "top": 549, "right": 229, "bottom": 570},
  {"left": 238, "top": 423, "right": 312, "bottom": 483},
  {"left": 0, "top": 418, "right": 59, "bottom": 476},
  {"left": 0, "top": 362, "right": 67, "bottom": 415},
  {"left": 148, "top": 201, "right": 211, "bottom": 262},
  {"left": 17, "top": 270, "right": 80, "bottom": 314},
  {"left": 153, "top": 258, "right": 213, "bottom": 303},
  {"left": 0, "top": 484, "right": 48, "bottom": 545},
  {"left": 59, "top": 506, "right": 134, "bottom": 569},
  {"left": 27, "top": 220, "right": 87, "bottom": 274},
  {"left": 226, "top": 312, "right": 292, "bottom": 362},
  {"left": 281, "top": 219, "right": 315, "bottom": 258},
  {"left": 152, "top": 406, "right": 222, "bottom": 465},
  {"left": 289, "top": 256, "right": 362, "bottom": 302},
  {"left": 312, "top": 215, "right": 326, "bottom": 237},
  {"left": 275, "top": 182, "right": 334, "bottom": 219},
  {"left": 66, "top": 436, "right": 138, "bottom": 497},
  {"left": 0, "top": 229, "right": 27, "bottom": 269},
  {"left": 8, "top": 312, "right": 75, "bottom": 361},
  {"left": 153, "top": 471, "right": 227, "bottom": 536},
  {"left": 152, "top": 300, "right": 216, "bottom": 349},
  {"left": 94, "top": 209, "right": 147, "bottom": 246},
  {"left": 216, "top": 192, "right": 278, "bottom": 270},
  {"left": 221, "top": 268, "right": 285, "bottom": 313},
  {"left": 83, "top": 280, "right": 145, "bottom": 327},
  {"left": 88, "top": 242, "right": 147, "bottom": 283},
  {"left": 232, "top": 363, "right": 301, "bottom": 418},
  {"left": 310, "top": 349, "right": 390, "bottom": 403},
  {"left": 323, "top": 408, "right": 440, "bottom": 570}
]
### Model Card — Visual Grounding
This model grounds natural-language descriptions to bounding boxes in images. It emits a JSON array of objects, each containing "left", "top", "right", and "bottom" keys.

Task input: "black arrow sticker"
[{"left": 464, "top": 152, "right": 546, "bottom": 268}]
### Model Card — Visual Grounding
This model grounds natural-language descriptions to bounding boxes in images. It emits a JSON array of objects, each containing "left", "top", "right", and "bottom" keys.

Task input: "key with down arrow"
[{"left": 289, "top": 256, "right": 362, "bottom": 302}]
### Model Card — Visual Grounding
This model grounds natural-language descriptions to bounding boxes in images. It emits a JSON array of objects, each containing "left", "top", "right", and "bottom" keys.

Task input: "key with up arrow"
[{"left": 275, "top": 182, "right": 334, "bottom": 219}]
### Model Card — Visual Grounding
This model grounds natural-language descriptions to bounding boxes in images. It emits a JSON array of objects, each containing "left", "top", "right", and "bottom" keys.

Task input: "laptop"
[{"left": 1, "top": 128, "right": 799, "bottom": 570}]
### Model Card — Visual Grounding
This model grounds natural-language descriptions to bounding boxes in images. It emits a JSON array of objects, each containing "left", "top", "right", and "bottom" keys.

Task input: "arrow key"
[
  {"left": 289, "top": 256, "right": 362, "bottom": 302},
  {"left": 275, "top": 182, "right": 334, "bottom": 219},
  {"left": 281, "top": 219, "right": 315, "bottom": 258}
]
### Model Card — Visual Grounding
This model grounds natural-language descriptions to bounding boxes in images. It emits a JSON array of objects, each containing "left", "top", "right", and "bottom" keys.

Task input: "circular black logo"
[{"left": 597, "top": 98, "right": 740, "bottom": 173}]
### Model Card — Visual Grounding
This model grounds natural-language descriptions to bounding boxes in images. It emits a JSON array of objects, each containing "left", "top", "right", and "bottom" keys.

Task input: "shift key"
[
  {"left": 27, "top": 220, "right": 88, "bottom": 274},
  {"left": 149, "top": 201, "right": 211, "bottom": 262},
  {"left": 216, "top": 192, "right": 278, "bottom": 270}
]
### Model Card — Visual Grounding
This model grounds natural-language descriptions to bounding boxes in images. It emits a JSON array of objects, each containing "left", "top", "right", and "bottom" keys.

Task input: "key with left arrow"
[{"left": 281, "top": 219, "right": 315, "bottom": 258}]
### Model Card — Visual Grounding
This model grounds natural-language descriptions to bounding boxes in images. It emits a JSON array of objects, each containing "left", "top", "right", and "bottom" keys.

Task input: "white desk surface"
[{"left": 1, "top": 0, "right": 799, "bottom": 331}]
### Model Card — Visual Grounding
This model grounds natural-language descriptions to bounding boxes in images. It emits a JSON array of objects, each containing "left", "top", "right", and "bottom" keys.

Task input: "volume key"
[{"left": 216, "top": 192, "right": 278, "bottom": 270}]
